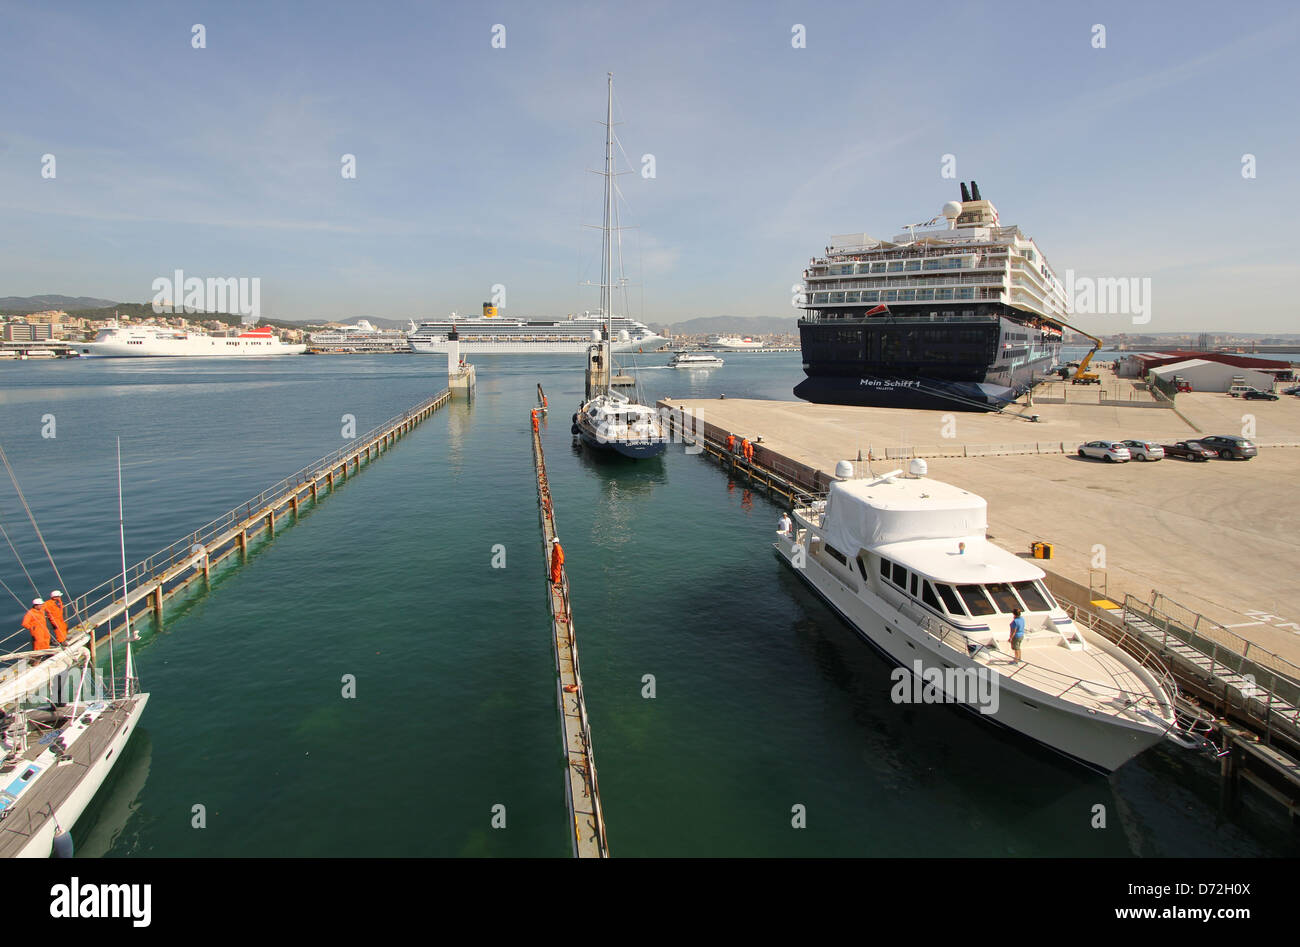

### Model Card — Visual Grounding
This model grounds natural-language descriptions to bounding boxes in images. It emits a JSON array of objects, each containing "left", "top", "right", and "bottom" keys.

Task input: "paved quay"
[{"left": 665, "top": 392, "right": 1300, "bottom": 666}]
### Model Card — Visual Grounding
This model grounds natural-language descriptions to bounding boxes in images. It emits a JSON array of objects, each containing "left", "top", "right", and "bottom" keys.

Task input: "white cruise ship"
[
  {"left": 308, "top": 319, "right": 410, "bottom": 352},
  {"left": 796, "top": 181, "right": 1066, "bottom": 410},
  {"left": 408, "top": 306, "right": 664, "bottom": 354},
  {"left": 78, "top": 324, "right": 306, "bottom": 358}
]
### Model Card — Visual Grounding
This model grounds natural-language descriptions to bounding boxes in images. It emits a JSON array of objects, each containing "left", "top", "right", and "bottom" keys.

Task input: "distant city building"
[{"left": 3, "top": 321, "right": 52, "bottom": 342}]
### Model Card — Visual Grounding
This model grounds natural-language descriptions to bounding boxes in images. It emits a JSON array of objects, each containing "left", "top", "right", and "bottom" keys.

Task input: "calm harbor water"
[{"left": 0, "top": 352, "right": 1294, "bottom": 857}]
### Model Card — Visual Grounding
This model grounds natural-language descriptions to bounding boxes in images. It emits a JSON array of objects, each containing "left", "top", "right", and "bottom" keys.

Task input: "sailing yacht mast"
[{"left": 600, "top": 72, "right": 615, "bottom": 396}]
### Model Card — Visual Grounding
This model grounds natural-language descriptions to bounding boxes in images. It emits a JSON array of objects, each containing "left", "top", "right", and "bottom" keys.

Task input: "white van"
[{"left": 1227, "top": 384, "right": 1254, "bottom": 397}]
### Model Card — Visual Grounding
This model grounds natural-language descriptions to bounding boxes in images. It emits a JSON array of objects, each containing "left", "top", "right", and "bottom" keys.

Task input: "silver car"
[
  {"left": 1077, "top": 440, "right": 1131, "bottom": 462},
  {"left": 1121, "top": 439, "right": 1165, "bottom": 461}
]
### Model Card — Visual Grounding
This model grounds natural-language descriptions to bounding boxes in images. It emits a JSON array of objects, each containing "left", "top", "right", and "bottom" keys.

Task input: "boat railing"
[
  {"left": 908, "top": 603, "right": 1171, "bottom": 719},
  {"left": 1063, "top": 602, "right": 1180, "bottom": 717},
  {"left": 9, "top": 389, "right": 452, "bottom": 650}
]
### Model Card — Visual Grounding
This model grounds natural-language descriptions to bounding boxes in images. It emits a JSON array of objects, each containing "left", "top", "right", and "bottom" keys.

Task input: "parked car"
[
  {"left": 1197, "top": 435, "right": 1258, "bottom": 460},
  {"left": 1077, "top": 441, "right": 1131, "bottom": 462},
  {"left": 1242, "top": 389, "right": 1279, "bottom": 401},
  {"left": 1120, "top": 439, "right": 1165, "bottom": 461},
  {"left": 1161, "top": 440, "right": 1218, "bottom": 461},
  {"left": 1282, "top": 385, "right": 1300, "bottom": 395}
]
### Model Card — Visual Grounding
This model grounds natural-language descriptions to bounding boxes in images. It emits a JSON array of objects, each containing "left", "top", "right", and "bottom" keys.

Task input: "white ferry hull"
[
  {"left": 774, "top": 538, "right": 1165, "bottom": 772},
  {"left": 12, "top": 693, "right": 150, "bottom": 858},
  {"left": 79, "top": 341, "right": 306, "bottom": 357}
]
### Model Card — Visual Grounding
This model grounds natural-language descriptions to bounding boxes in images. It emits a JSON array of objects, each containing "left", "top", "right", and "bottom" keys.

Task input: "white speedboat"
[
  {"left": 668, "top": 352, "right": 724, "bottom": 368},
  {"left": 774, "top": 465, "right": 1188, "bottom": 772},
  {"left": 78, "top": 324, "right": 305, "bottom": 357}
]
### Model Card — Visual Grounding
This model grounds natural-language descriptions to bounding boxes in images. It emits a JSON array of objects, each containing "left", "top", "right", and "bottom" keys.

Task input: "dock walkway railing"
[
  {"left": 530, "top": 414, "right": 609, "bottom": 858},
  {"left": 1, "top": 388, "right": 452, "bottom": 657}
]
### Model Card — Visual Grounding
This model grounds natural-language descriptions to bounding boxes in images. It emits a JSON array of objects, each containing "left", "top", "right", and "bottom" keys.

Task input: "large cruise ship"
[
  {"left": 78, "top": 324, "right": 306, "bottom": 358},
  {"left": 795, "top": 182, "right": 1065, "bottom": 410},
  {"left": 408, "top": 305, "right": 664, "bottom": 354},
  {"left": 308, "top": 319, "right": 410, "bottom": 352}
]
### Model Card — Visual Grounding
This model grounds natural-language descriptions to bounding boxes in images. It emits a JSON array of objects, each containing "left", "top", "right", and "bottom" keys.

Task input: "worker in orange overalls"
[
  {"left": 747, "top": 440, "right": 756, "bottom": 462},
  {"left": 549, "top": 537, "right": 565, "bottom": 585},
  {"left": 22, "top": 598, "right": 51, "bottom": 652},
  {"left": 740, "top": 438, "right": 750, "bottom": 462},
  {"left": 41, "top": 590, "right": 68, "bottom": 645},
  {"left": 531, "top": 408, "right": 540, "bottom": 433},
  {"left": 725, "top": 434, "right": 736, "bottom": 454}
]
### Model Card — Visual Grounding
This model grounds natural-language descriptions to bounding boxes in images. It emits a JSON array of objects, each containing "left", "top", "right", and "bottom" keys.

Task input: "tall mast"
[{"left": 601, "top": 72, "right": 614, "bottom": 390}]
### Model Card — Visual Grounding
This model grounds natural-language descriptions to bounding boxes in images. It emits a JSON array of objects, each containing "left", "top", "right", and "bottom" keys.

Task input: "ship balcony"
[
  {"left": 805, "top": 272, "right": 1008, "bottom": 292},
  {"left": 799, "top": 311, "right": 1002, "bottom": 326},
  {"left": 803, "top": 285, "right": 1006, "bottom": 308}
]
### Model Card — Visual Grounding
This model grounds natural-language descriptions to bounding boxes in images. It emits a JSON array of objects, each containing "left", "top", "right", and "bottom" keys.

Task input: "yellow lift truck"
[{"left": 1048, "top": 318, "right": 1102, "bottom": 385}]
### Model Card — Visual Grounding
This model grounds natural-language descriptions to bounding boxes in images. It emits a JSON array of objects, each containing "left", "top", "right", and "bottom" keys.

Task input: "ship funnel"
[
  {"left": 970, "top": 180, "right": 981, "bottom": 201},
  {"left": 960, "top": 182, "right": 971, "bottom": 202}
]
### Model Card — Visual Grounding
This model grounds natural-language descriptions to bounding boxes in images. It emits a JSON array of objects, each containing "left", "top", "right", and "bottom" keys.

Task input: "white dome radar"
[
  {"left": 908, "top": 458, "right": 929, "bottom": 477},
  {"left": 834, "top": 460, "right": 855, "bottom": 479}
]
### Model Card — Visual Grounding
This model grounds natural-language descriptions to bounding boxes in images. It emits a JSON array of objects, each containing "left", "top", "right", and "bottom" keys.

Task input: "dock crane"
[{"left": 1045, "top": 316, "right": 1103, "bottom": 385}]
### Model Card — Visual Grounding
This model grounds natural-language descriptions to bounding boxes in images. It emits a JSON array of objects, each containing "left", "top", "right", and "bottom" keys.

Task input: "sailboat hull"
[
  {"left": 576, "top": 424, "right": 667, "bottom": 459},
  {"left": 3, "top": 692, "right": 150, "bottom": 858}
]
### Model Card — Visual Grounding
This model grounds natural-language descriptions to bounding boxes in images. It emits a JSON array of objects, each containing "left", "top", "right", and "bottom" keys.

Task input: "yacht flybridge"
[{"left": 775, "top": 465, "right": 1193, "bottom": 771}]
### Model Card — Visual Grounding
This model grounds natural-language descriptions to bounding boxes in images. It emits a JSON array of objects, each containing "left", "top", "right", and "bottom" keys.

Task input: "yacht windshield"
[
  {"left": 1013, "top": 581, "right": 1052, "bottom": 612},
  {"left": 957, "top": 585, "right": 996, "bottom": 616},
  {"left": 984, "top": 583, "right": 1022, "bottom": 613}
]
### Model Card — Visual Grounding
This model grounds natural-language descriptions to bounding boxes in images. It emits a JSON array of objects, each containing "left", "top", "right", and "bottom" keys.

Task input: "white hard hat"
[
  {"left": 32, "top": 597, "right": 43, "bottom": 606},
  {"left": 50, "top": 590, "right": 62, "bottom": 598},
  {"left": 551, "top": 537, "right": 560, "bottom": 544}
]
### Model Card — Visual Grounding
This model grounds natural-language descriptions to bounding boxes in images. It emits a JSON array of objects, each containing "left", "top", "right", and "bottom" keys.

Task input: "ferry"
[
  {"left": 78, "top": 324, "right": 306, "bottom": 358},
  {"left": 668, "top": 351, "right": 724, "bottom": 368},
  {"left": 409, "top": 307, "right": 664, "bottom": 354},
  {"left": 774, "top": 463, "right": 1194, "bottom": 772},
  {"left": 795, "top": 182, "right": 1065, "bottom": 410},
  {"left": 705, "top": 335, "right": 764, "bottom": 351}
]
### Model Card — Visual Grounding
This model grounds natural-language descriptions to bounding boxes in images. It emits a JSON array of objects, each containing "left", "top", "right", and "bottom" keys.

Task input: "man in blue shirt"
[{"left": 1008, "top": 608, "right": 1026, "bottom": 662}]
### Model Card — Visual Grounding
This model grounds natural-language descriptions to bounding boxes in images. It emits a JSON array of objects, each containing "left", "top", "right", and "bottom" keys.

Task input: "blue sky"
[{"left": 1, "top": 0, "right": 1296, "bottom": 332}]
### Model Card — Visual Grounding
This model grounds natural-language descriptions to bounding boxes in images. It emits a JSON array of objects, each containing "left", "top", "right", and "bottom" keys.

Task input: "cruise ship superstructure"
[
  {"left": 796, "top": 182, "right": 1066, "bottom": 410},
  {"left": 408, "top": 307, "right": 664, "bottom": 354},
  {"left": 308, "top": 319, "right": 410, "bottom": 352}
]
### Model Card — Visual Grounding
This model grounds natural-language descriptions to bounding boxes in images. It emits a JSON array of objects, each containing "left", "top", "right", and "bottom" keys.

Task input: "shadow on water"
[{"left": 72, "top": 728, "right": 152, "bottom": 858}]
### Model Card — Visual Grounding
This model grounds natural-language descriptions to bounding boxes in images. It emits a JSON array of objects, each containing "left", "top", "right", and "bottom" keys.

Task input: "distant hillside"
[
  {"left": 50, "top": 302, "right": 305, "bottom": 330},
  {"left": 1, "top": 294, "right": 119, "bottom": 314},
  {"left": 657, "top": 316, "right": 798, "bottom": 336}
]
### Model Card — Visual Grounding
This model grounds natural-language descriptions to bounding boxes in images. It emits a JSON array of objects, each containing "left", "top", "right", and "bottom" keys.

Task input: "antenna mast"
[{"left": 601, "top": 72, "right": 615, "bottom": 392}]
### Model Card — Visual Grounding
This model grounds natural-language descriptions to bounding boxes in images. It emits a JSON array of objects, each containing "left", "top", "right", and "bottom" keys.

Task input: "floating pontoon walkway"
[
  {"left": 0, "top": 388, "right": 452, "bottom": 664},
  {"left": 530, "top": 414, "right": 609, "bottom": 858}
]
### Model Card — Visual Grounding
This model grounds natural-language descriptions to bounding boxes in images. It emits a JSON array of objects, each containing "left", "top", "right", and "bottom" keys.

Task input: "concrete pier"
[
  {"left": 661, "top": 390, "right": 1300, "bottom": 667},
  {"left": 530, "top": 413, "right": 609, "bottom": 858}
]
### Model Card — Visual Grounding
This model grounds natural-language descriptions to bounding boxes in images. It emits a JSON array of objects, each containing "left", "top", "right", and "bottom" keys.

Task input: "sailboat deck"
[{"left": 0, "top": 700, "right": 135, "bottom": 858}]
